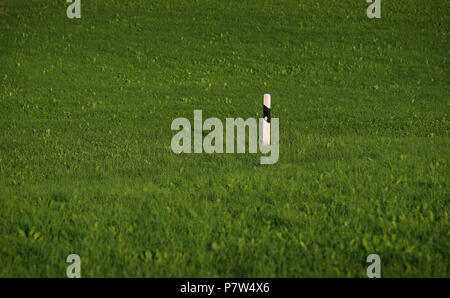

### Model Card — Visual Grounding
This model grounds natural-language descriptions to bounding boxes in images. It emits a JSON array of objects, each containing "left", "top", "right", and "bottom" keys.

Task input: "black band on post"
[{"left": 263, "top": 105, "right": 271, "bottom": 123}]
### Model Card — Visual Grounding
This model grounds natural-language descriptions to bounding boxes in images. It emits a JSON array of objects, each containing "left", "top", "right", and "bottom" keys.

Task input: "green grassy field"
[{"left": 0, "top": 0, "right": 448, "bottom": 277}]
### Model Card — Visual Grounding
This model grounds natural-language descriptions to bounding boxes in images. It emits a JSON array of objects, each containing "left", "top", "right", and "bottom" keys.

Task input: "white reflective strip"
[
  {"left": 263, "top": 118, "right": 271, "bottom": 146},
  {"left": 264, "top": 93, "right": 271, "bottom": 109}
]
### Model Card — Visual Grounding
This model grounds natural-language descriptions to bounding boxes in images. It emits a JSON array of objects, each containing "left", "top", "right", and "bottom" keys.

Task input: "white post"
[{"left": 263, "top": 94, "right": 271, "bottom": 146}]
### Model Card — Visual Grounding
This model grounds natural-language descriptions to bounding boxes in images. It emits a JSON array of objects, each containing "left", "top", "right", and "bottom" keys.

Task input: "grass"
[{"left": 0, "top": 0, "right": 448, "bottom": 277}]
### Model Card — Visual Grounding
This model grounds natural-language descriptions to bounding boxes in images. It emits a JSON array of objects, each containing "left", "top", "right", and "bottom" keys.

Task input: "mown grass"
[{"left": 0, "top": 0, "right": 448, "bottom": 277}]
